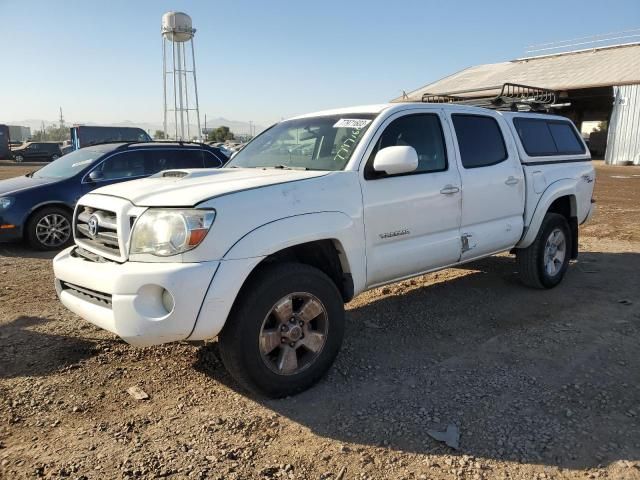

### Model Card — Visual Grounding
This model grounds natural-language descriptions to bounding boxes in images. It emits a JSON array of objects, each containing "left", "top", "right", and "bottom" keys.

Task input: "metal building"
[{"left": 393, "top": 42, "right": 640, "bottom": 165}]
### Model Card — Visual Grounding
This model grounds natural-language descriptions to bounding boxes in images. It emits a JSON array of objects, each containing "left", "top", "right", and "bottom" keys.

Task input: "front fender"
[
  {"left": 188, "top": 211, "right": 365, "bottom": 341},
  {"left": 517, "top": 179, "right": 576, "bottom": 248}
]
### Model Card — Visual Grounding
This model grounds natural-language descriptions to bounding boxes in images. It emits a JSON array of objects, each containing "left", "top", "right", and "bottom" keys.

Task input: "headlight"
[
  {"left": 0, "top": 197, "right": 14, "bottom": 210},
  {"left": 130, "top": 209, "right": 215, "bottom": 257}
]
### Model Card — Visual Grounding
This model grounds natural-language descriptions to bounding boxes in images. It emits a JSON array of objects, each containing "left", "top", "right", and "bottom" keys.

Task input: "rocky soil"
[{"left": 1, "top": 160, "right": 639, "bottom": 479}]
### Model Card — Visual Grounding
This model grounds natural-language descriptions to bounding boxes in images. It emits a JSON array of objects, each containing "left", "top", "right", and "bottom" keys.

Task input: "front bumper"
[{"left": 53, "top": 246, "right": 219, "bottom": 346}]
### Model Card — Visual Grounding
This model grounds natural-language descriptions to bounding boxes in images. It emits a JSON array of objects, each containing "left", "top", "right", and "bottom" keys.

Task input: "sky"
[{"left": 1, "top": 0, "right": 639, "bottom": 127}]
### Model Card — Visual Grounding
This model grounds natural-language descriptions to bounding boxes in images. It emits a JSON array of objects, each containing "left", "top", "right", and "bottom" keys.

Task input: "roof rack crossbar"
[{"left": 421, "top": 82, "right": 556, "bottom": 111}]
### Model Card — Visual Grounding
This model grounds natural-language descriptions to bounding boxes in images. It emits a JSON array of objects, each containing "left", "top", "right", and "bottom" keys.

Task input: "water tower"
[{"left": 162, "top": 12, "right": 201, "bottom": 141}]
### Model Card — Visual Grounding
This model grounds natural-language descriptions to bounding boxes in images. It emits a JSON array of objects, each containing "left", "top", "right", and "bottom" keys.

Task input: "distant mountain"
[{"left": 2, "top": 117, "right": 267, "bottom": 137}]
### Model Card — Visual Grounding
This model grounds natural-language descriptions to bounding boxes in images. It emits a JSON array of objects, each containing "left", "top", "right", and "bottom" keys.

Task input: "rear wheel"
[
  {"left": 516, "top": 213, "right": 571, "bottom": 289},
  {"left": 26, "top": 207, "right": 73, "bottom": 251},
  {"left": 218, "top": 262, "right": 345, "bottom": 398},
  {"left": 51, "top": 154, "right": 60, "bottom": 161}
]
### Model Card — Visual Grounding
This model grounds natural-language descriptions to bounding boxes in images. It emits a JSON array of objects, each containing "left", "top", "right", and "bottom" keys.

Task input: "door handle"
[
  {"left": 505, "top": 176, "right": 519, "bottom": 186},
  {"left": 440, "top": 185, "right": 460, "bottom": 195}
]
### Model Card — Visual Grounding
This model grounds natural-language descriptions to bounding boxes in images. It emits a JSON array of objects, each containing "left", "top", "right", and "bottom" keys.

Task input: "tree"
[
  {"left": 207, "top": 126, "right": 235, "bottom": 143},
  {"left": 594, "top": 121, "right": 608, "bottom": 132},
  {"left": 31, "top": 125, "right": 69, "bottom": 142},
  {"left": 154, "top": 130, "right": 166, "bottom": 140}
]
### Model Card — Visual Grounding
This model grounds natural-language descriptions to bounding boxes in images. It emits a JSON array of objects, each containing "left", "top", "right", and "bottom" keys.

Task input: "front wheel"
[
  {"left": 516, "top": 213, "right": 571, "bottom": 289},
  {"left": 25, "top": 207, "right": 73, "bottom": 251},
  {"left": 14, "top": 154, "right": 24, "bottom": 163},
  {"left": 218, "top": 262, "right": 345, "bottom": 398}
]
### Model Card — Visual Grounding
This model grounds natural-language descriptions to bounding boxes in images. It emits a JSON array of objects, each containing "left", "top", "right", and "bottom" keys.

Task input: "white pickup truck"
[{"left": 53, "top": 102, "right": 595, "bottom": 397}]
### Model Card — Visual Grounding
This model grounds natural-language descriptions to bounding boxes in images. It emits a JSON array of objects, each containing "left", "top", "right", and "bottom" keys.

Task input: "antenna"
[
  {"left": 524, "top": 28, "right": 640, "bottom": 55},
  {"left": 162, "top": 12, "right": 202, "bottom": 141}
]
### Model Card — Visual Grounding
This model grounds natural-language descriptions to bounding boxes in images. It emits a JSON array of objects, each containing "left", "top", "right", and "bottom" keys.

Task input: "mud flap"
[{"left": 570, "top": 217, "right": 579, "bottom": 260}]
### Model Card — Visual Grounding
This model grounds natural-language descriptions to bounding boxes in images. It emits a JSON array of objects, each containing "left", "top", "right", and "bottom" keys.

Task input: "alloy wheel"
[
  {"left": 259, "top": 292, "right": 329, "bottom": 376},
  {"left": 543, "top": 228, "right": 566, "bottom": 277},
  {"left": 35, "top": 213, "right": 71, "bottom": 248}
]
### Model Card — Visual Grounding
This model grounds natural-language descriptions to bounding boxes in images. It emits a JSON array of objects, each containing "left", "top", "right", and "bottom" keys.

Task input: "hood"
[
  {"left": 0, "top": 174, "right": 55, "bottom": 196},
  {"left": 92, "top": 168, "right": 330, "bottom": 207}
]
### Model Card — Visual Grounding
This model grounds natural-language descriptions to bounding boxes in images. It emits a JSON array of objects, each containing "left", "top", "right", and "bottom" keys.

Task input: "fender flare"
[
  {"left": 517, "top": 179, "right": 577, "bottom": 248},
  {"left": 188, "top": 212, "right": 366, "bottom": 341},
  {"left": 225, "top": 210, "right": 367, "bottom": 296}
]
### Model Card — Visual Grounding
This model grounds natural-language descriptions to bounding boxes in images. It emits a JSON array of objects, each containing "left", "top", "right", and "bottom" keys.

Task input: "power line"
[{"left": 525, "top": 28, "right": 640, "bottom": 54}]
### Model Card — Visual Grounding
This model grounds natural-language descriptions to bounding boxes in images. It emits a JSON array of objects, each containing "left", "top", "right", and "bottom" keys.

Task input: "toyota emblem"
[{"left": 87, "top": 215, "right": 99, "bottom": 237}]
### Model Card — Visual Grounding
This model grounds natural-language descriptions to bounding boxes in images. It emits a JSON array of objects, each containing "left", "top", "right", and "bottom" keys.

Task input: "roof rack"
[
  {"left": 82, "top": 140, "right": 211, "bottom": 149},
  {"left": 421, "top": 82, "right": 556, "bottom": 111}
]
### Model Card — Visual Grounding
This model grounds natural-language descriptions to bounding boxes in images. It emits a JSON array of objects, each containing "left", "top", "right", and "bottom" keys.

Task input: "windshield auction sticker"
[
  {"left": 333, "top": 118, "right": 372, "bottom": 129},
  {"left": 71, "top": 159, "right": 94, "bottom": 168}
]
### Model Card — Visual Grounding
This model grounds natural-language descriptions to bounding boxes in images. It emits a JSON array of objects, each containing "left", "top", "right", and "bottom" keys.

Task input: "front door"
[
  {"left": 360, "top": 110, "right": 462, "bottom": 287},
  {"left": 81, "top": 150, "right": 148, "bottom": 194},
  {"left": 446, "top": 111, "right": 525, "bottom": 260}
]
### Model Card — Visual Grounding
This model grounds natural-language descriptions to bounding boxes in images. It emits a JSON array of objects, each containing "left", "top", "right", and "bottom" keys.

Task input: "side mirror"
[
  {"left": 373, "top": 146, "right": 418, "bottom": 175},
  {"left": 88, "top": 170, "right": 104, "bottom": 182}
]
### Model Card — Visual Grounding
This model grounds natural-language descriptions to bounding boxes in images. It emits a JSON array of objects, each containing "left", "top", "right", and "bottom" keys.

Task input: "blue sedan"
[{"left": 0, "top": 142, "right": 225, "bottom": 250}]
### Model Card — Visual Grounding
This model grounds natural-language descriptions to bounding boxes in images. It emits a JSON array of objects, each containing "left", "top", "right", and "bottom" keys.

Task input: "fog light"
[{"left": 161, "top": 289, "right": 175, "bottom": 313}]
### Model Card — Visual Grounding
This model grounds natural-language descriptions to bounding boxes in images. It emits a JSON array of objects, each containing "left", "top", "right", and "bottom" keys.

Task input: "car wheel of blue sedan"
[{"left": 26, "top": 207, "right": 73, "bottom": 251}]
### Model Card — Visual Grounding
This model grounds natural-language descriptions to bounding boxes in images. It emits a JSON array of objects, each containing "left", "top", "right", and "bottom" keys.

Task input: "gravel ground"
[{"left": 1, "top": 160, "right": 639, "bottom": 480}]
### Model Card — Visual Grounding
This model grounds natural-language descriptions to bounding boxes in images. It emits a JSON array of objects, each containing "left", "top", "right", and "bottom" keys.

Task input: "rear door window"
[
  {"left": 451, "top": 114, "right": 507, "bottom": 168},
  {"left": 203, "top": 151, "right": 224, "bottom": 168},
  {"left": 514, "top": 118, "right": 585, "bottom": 156},
  {"left": 146, "top": 149, "right": 204, "bottom": 175}
]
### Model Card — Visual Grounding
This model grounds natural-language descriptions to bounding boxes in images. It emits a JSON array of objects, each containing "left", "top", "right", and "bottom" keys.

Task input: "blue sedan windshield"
[{"left": 32, "top": 148, "right": 101, "bottom": 179}]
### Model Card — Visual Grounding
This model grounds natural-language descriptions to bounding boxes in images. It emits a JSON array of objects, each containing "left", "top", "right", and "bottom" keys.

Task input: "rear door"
[
  {"left": 446, "top": 110, "right": 525, "bottom": 260},
  {"left": 360, "top": 109, "right": 462, "bottom": 287},
  {"left": 203, "top": 150, "right": 225, "bottom": 168},
  {"left": 145, "top": 149, "right": 205, "bottom": 174}
]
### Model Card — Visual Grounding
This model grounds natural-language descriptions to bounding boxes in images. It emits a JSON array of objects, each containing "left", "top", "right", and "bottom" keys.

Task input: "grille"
[
  {"left": 75, "top": 206, "right": 121, "bottom": 257},
  {"left": 60, "top": 281, "right": 112, "bottom": 308}
]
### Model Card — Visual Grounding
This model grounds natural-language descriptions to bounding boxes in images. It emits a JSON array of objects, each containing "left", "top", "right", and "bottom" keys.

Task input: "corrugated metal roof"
[{"left": 394, "top": 43, "right": 640, "bottom": 102}]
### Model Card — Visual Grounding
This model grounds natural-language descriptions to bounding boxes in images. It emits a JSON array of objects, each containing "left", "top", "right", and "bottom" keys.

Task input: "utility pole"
[{"left": 59, "top": 107, "right": 66, "bottom": 142}]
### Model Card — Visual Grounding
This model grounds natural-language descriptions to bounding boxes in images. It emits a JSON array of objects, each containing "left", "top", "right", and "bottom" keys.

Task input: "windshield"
[
  {"left": 226, "top": 114, "right": 377, "bottom": 171},
  {"left": 32, "top": 148, "right": 100, "bottom": 179}
]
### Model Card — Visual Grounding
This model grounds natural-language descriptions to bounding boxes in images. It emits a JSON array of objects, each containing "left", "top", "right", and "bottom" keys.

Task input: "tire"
[
  {"left": 51, "top": 154, "right": 59, "bottom": 161},
  {"left": 26, "top": 207, "right": 73, "bottom": 251},
  {"left": 14, "top": 154, "right": 24, "bottom": 163},
  {"left": 218, "top": 262, "right": 345, "bottom": 398},
  {"left": 516, "top": 213, "right": 571, "bottom": 289}
]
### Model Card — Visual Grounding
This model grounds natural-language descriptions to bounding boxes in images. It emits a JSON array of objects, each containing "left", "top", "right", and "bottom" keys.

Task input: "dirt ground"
[{"left": 1, "top": 160, "right": 639, "bottom": 480}]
